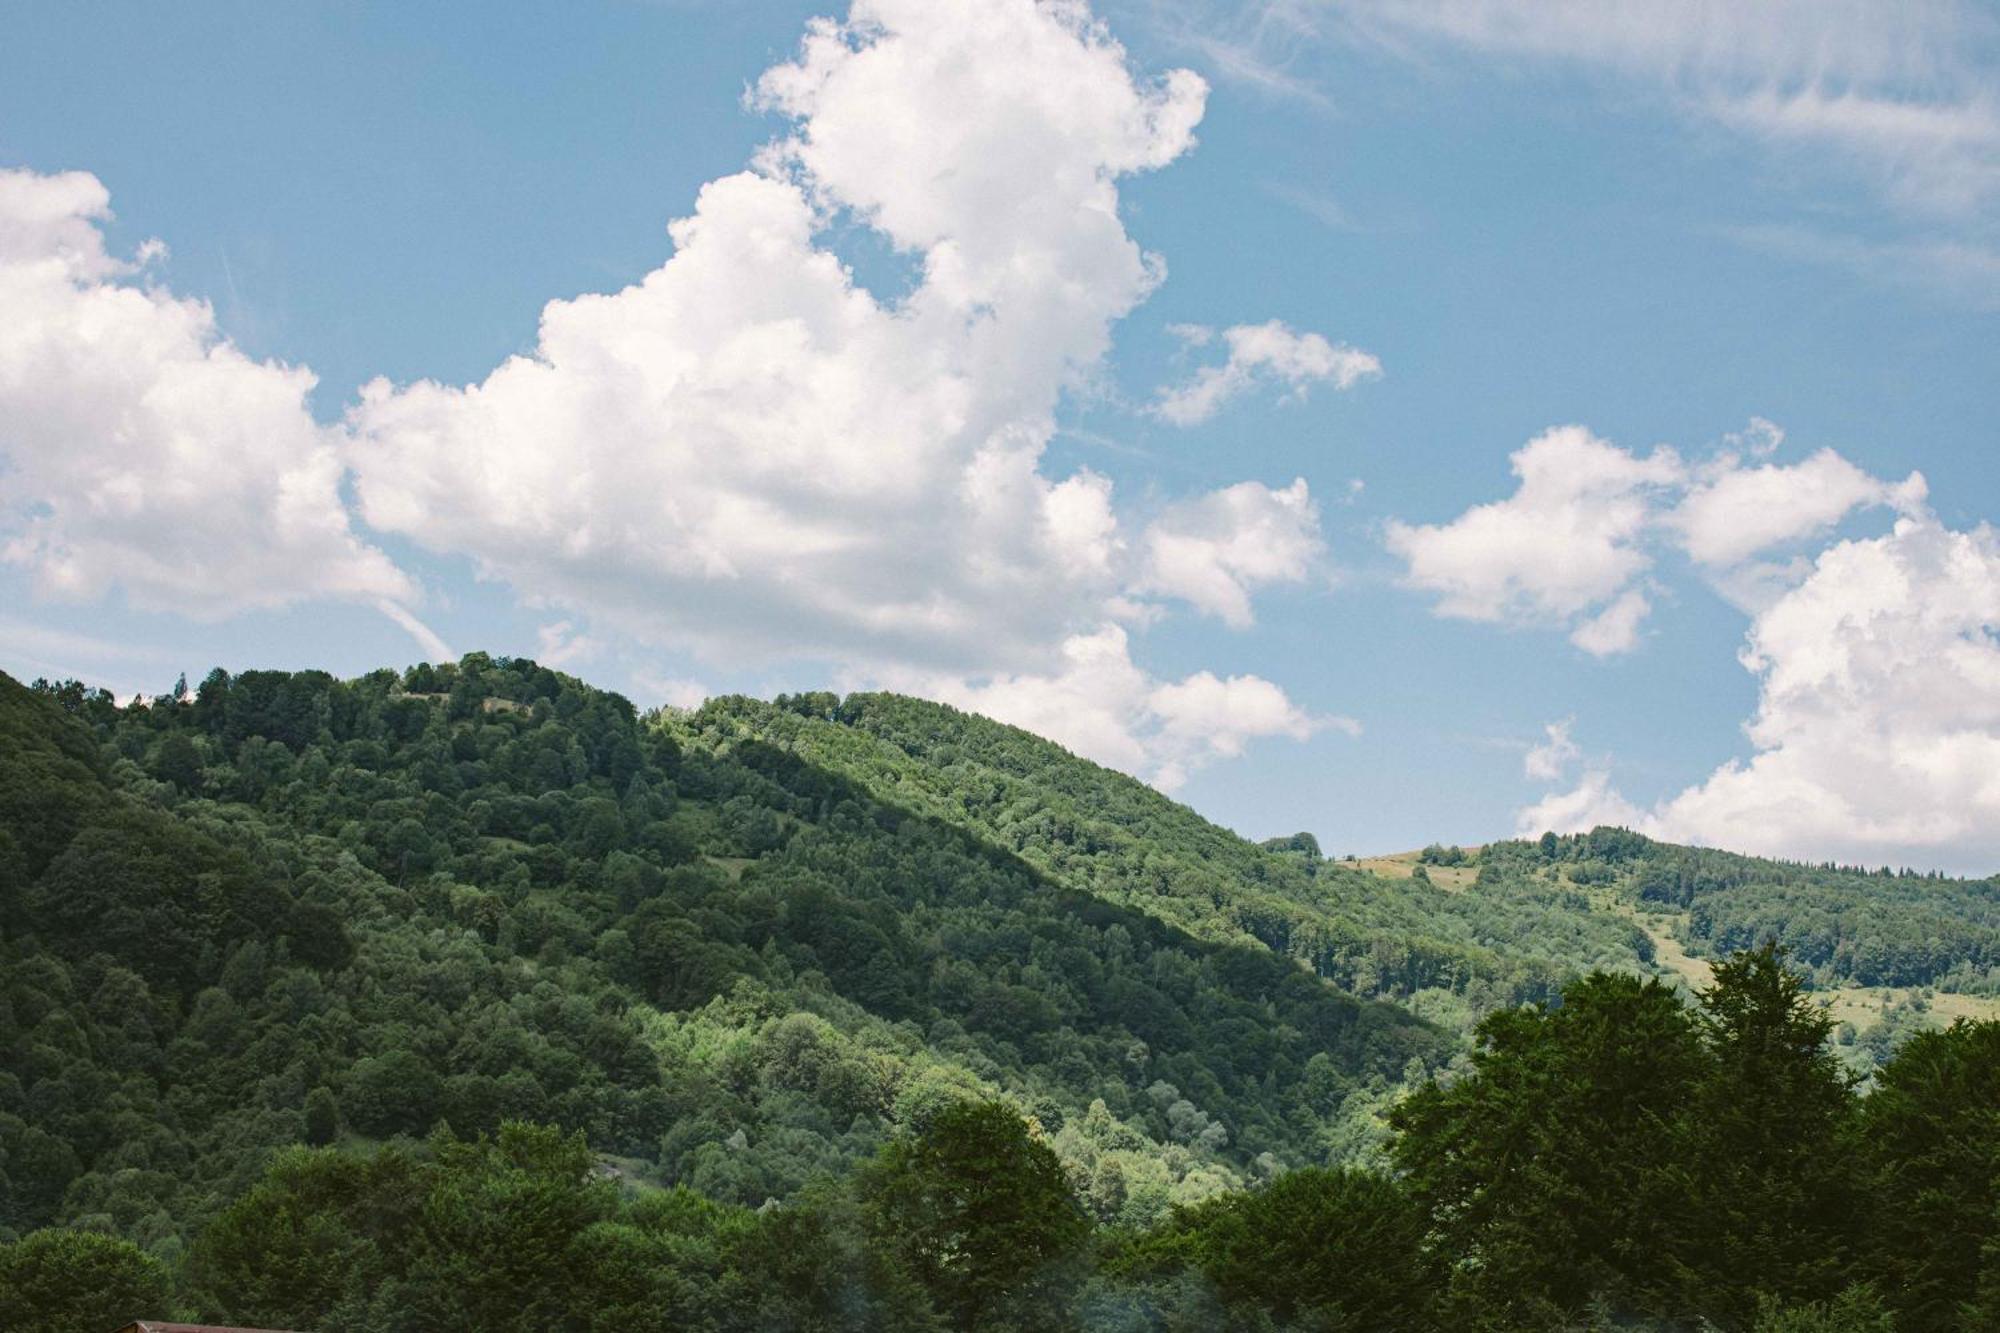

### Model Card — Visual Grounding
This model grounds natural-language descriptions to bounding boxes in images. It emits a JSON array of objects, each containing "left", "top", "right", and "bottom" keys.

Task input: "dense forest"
[{"left": 2, "top": 657, "right": 1997, "bottom": 1330}]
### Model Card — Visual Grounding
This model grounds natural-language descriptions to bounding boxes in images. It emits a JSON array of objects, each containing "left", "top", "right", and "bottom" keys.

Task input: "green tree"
[
  {"left": 304, "top": 1086, "right": 341, "bottom": 1146},
  {"left": 1389, "top": 972, "right": 1706, "bottom": 1324},
  {"left": 722, "top": 1189, "right": 942, "bottom": 1332},
  {"left": 1, "top": 1125, "right": 82, "bottom": 1232},
  {"left": 1686, "top": 944, "right": 1858, "bottom": 1321},
  {"left": 190, "top": 1144, "right": 422, "bottom": 1327},
  {"left": 0, "top": 1228, "right": 173, "bottom": 1333},
  {"left": 343, "top": 1048, "right": 442, "bottom": 1136},
  {"left": 1753, "top": 1284, "right": 1896, "bottom": 1332},
  {"left": 1859, "top": 1019, "right": 2000, "bottom": 1330},
  {"left": 285, "top": 899, "right": 355, "bottom": 971},
  {"left": 399, "top": 1123, "right": 617, "bottom": 1331},
  {"left": 149, "top": 731, "right": 204, "bottom": 793},
  {"left": 860, "top": 1100, "right": 1089, "bottom": 1330},
  {"left": 1163, "top": 1166, "right": 1434, "bottom": 1329}
]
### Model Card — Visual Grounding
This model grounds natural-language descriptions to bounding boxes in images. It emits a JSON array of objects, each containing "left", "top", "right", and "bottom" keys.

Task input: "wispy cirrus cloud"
[
  {"left": 1722, "top": 222, "right": 2000, "bottom": 312},
  {"left": 1151, "top": 0, "right": 2000, "bottom": 298}
]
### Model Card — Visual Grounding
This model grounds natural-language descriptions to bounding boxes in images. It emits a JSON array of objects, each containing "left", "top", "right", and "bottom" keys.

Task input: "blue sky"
[{"left": 3, "top": 1, "right": 1997, "bottom": 869}]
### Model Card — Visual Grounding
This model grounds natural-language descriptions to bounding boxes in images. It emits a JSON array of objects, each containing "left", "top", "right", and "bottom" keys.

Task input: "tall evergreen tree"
[
  {"left": 1685, "top": 944, "right": 1860, "bottom": 1321},
  {"left": 1860, "top": 1019, "right": 2000, "bottom": 1330}
]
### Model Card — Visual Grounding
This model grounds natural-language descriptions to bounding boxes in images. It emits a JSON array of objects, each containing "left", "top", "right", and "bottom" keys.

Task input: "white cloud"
[
  {"left": 340, "top": 0, "right": 1331, "bottom": 783},
  {"left": 1723, "top": 223, "right": 2000, "bottom": 312},
  {"left": 1325, "top": 1, "right": 1981, "bottom": 92},
  {"left": 0, "top": 168, "right": 417, "bottom": 625},
  {"left": 1724, "top": 416, "right": 1785, "bottom": 457},
  {"left": 347, "top": 0, "right": 1226, "bottom": 676},
  {"left": 1708, "top": 84, "right": 2000, "bottom": 221},
  {"left": 633, "top": 671, "right": 711, "bottom": 711},
  {"left": 1189, "top": 0, "right": 2000, "bottom": 300},
  {"left": 879, "top": 623, "right": 1332, "bottom": 791},
  {"left": 535, "top": 620, "right": 598, "bottom": 670},
  {"left": 1654, "top": 515, "right": 2000, "bottom": 867},
  {"left": 1516, "top": 768, "right": 1644, "bottom": 839},
  {"left": 377, "top": 600, "right": 455, "bottom": 663},
  {"left": 1670, "top": 447, "right": 1926, "bottom": 569},
  {"left": 1414, "top": 418, "right": 2000, "bottom": 867},
  {"left": 1522, "top": 716, "right": 1580, "bottom": 780},
  {"left": 1135, "top": 478, "right": 1322, "bottom": 627},
  {"left": 1520, "top": 515, "right": 2000, "bottom": 871},
  {"left": 0, "top": 612, "right": 184, "bottom": 701},
  {"left": 1383, "top": 424, "right": 1681, "bottom": 648},
  {"left": 1388, "top": 419, "right": 1932, "bottom": 652},
  {"left": 1153, "top": 319, "right": 1380, "bottom": 425},
  {"left": 0, "top": 2, "right": 1337, "bottom": 797},
  {"left": 1321, "top": 0, "right": 2000, "bottom": 214},
  {"left": 1149, "top": 665, "right": 1346, "bottom": 789},
  {"left": 1567, "top": 586, "right": 1652, "bottom": 657},
  {"left": 1263, "top": 180, "right": 1353, "bottom": 230}
]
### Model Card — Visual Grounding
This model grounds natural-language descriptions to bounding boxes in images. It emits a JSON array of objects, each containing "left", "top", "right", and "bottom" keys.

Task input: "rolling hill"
[{"left": 5, "top": 655, "right": 1998, "bottom": 1327}]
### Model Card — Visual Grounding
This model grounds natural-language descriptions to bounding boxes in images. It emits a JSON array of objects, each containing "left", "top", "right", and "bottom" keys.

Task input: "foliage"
[
  {"left": 705, "top": 693, "right": 1664, "bottom": 1017},
  {"left": 6, "top": 661, "right": 2000, "bottom": 1329},
  {"left": 0, "top": 660, "right": 1446, "bottom": 1265},
  {"left": 1375, "top": 944, "right": 1997, "bottom": 1329},
  {"left": 1505, "top": 829, "right": 2000, "bottom": 993},
  {"left": 187, "top": 1120, "right": 934, "bottom": 1331},
  {"left": 1753, "top": 1285, "right": 1897, "bottom": 1332},
  {"left": 1687, "top": 947, "right": 1859, "bottom": 1323},
  {"left": 859, "top": 1100, "right": 1089, "bottom": 1329},
  {"left": 1856, "top": 1019, "right": 2000, "bottom": 1329},
  {"left": 0, "top": 1227, "right": 173, "bottom": 1333},
  {"left": 1119, "top": 1166, "right": 1434, "bottom": 1330},
  {"left": 1389, "top": 971, "right": 1707, "bottom": 1324}
]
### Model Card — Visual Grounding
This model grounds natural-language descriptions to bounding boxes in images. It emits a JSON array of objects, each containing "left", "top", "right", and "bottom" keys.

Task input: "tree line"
[{"left": 8, "top": 945, "right": 1996, "bottom": 1330}]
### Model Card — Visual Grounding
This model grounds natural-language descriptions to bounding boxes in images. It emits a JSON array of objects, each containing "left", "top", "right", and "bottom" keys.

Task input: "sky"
[{"left": 2, "top": 0, "right": 1997, "bottom": 871}]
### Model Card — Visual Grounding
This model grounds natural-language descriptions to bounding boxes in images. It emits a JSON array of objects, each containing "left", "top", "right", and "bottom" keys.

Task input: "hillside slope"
[
  {"left": 6, "top": 654, "right": 1997, "bottom": 1270},
  {"left": 0, "top": 658, "right": 1441, "bottom": 1257},
  {"left": 672, "top": 691, "right": 2000, "bottom": 1067},
  {"left": 674, "top": 693, "right": 1655, "bottom": 1012}
]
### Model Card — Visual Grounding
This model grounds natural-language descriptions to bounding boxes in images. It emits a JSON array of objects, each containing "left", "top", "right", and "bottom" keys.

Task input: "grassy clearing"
[
  {"left": 1599, "top": 898, "right": 1716, "bottom": 992},
  {"left": 1353, "top": 851, "right": 1479, "bottom": 892},
  {"left": 1820, "top": 986, "right": 2000, "bottom": 1027},
  {"left": 1611, "top": 898, "right": 2000, "bottom": 1030}
]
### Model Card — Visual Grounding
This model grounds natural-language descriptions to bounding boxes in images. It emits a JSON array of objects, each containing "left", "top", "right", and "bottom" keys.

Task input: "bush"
[{"left": 0, "top": 1228, "right": 173, "bottom": 1333}]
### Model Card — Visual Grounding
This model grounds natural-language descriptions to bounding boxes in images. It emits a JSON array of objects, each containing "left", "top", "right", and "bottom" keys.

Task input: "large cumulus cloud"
[
  {"left": 0, "top": 169, "right": 414, "bottom": 620},
  {"left": 1, "top": 0, "right": 1343, "bottom": 792},
  {"left": 1522, "top": 516, "right": 2000, "bottom": 871}
]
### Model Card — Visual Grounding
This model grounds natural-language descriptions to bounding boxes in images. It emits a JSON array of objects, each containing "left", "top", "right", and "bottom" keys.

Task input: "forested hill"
[
  {"left": 5, "top": 656, "right": 2000, "bottom": 1330},
  {"left": 0, "top": 659, "right": 1443, "bottom": 1253},
  {"left": 676, "top": 691, "right": 1656, "bottom": 1012},
  {"left": 678, "top": 690, "right": 2000, "bottom": 1049}
]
